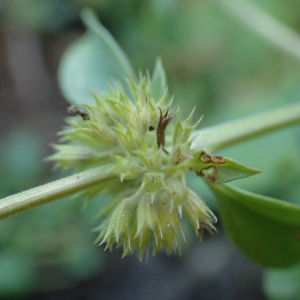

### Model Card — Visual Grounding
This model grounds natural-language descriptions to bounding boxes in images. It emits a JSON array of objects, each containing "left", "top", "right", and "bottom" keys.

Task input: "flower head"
[{"left": 48, "top": 77, "right": 217, "bottom": 259}]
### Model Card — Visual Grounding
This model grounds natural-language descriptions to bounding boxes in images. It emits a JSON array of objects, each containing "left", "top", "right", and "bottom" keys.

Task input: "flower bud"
[
  {"left": 110, "top": 154, "right": 141, "bottom": 181},
  {"left": 101, "top": 198, "right": 134, "bottom": 245},
  {"left": 50, "top": 76, "right": 218, "bottom": 259}
]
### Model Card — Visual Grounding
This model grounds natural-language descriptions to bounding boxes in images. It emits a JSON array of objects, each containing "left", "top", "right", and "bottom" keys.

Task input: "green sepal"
[
  {"left": 133, "top": 143, "right": 162, "bottom": 171},
  {"left": 46, "top": 144, "right": 112, "bottom": 170},
  {"left": 101, "top": 199, "right": 133, "bottom": 243},
  {"left": 209, "top": 183, "right": 300, "bottom": 268},
  {"left": 109, "top": 155, "right": 141, "bottom": 181},
  {"left": 142, "top": 172, "right": 165, "bottom": 194},
  {"left": 187, "top": 151, "right": 261, "bottom": 183}
]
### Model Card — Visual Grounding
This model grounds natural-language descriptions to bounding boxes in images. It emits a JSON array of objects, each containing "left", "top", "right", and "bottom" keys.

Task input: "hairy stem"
[
  {"left": 192, "top": 102, "right": 300, "bottom": 153},
  {"left": 1, "top": 101, "right": 300, "bottom": 220},
  {"left": 0, "top": 164, "right": 115, "bottom": 220}
]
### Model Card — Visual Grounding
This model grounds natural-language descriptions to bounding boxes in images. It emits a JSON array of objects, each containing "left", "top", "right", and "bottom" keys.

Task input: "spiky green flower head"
[{"left": 48, "top": 77, "right": 217, "bottom": 260}]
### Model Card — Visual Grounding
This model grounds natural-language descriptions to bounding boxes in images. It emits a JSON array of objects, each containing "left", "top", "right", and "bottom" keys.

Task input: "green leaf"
[
  {"left": 58, "top": 8, "right": 136, "bottom": 105},
  {"left": 209, "top": 183, "right": 300, "bottom": 268},
  {"left": 149, "top": 58, "right": 167, "bottom": 101},
  {"left": 263, "top": 263, "right": 300, "bottom": 300},
  {"left": 187, "top": 151, "right": 261, "bottom": 183}
]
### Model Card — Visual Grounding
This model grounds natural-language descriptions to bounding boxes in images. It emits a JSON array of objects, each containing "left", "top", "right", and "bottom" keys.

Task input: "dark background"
[{"left": 1, "top": 0, "right": 300, "bottom": 299}]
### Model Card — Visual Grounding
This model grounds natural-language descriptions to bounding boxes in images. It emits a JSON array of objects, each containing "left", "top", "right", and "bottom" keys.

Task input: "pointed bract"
[{"left": 49, "top": 73, "right": 258, "bottom": 260}]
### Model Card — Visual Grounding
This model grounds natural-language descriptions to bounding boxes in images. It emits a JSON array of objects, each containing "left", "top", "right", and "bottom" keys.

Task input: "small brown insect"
[
  {"left": 157, "top": 107, "right": 176, "bottom": 152},
  {"left": 67, "top": 105, "right": 90, "bottom": 121}
]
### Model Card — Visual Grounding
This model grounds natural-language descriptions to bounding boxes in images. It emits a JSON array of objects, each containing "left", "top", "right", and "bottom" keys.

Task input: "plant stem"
[
  {"left": 192, "top": 102, "right": 300, "bottom": 153},
  {"left": 2, "top": 101, "right": 300, "bottom": 220},
  {"left": 217, "top": 0, "right": 300, "bottom": 61},
  {"left": 0, "top": 164, "right": 115, "bottom": 220}
]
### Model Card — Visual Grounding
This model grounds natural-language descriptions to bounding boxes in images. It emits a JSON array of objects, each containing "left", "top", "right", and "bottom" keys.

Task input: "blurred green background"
[{"left": 1, "top": 0, "right": 300, "bottom": 299}]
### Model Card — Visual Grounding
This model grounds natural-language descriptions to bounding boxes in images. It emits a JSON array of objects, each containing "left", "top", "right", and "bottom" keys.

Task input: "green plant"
[{"left": 1, "top": 8, "right": 300, "bottom": 268}]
